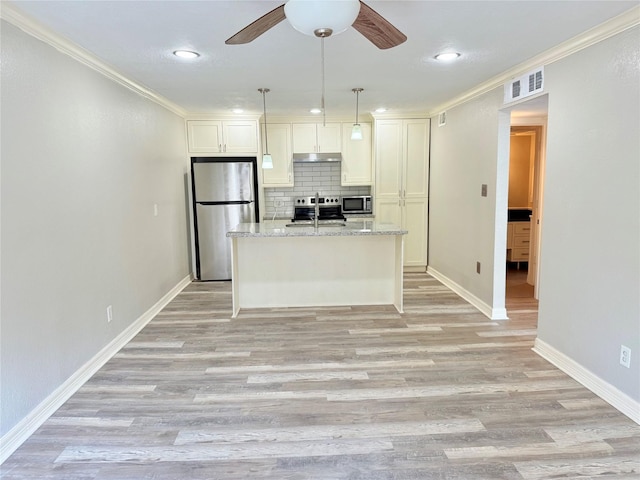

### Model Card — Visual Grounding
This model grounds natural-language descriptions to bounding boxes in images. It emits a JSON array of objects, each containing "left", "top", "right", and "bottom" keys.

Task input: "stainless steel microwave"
[{"left": 341, "top": 195, "right": 372, "bottom": 214}]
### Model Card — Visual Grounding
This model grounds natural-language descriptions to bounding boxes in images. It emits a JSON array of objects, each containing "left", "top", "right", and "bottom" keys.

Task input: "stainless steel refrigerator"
[{"left": 191, "top": 157, "right": 259, "bottom": 280}]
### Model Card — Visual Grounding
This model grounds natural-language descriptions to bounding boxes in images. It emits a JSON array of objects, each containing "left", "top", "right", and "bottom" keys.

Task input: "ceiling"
[{"left": 6, "top": 1, "right": 637, "bottom": 117}]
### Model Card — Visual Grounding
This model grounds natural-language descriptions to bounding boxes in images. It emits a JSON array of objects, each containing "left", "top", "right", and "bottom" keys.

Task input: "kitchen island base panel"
[{"left": 231, "top": 235, "right": 403, "bottom": 316}]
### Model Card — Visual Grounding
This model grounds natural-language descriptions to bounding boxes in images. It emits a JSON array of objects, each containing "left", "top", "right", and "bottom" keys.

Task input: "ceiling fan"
[{"left": 225, "top": 0, "right": 407, "bottom": 49}]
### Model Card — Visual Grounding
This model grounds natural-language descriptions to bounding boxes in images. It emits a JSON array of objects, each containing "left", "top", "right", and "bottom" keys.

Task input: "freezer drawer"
[{"left": 196, "top": 202, "right": 254, "bottom": 280}]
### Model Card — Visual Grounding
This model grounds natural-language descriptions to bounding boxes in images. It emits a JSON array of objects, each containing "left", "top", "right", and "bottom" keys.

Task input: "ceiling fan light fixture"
[{"left": 284, "top": 0, "right": 361, "bottom": 37}]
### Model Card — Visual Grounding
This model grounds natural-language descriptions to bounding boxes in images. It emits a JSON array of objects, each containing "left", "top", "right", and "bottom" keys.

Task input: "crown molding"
[
  {"left": 185, "top": 113, "right": 262, "bottom": 122},
  {"left": 428, "top": 5, "right": 640, "bottom": 117},
  {"left": 1, "top": 2, "right": 188, "bottom": 118}
]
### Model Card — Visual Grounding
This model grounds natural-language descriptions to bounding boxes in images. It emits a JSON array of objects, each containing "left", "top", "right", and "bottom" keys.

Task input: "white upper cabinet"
[
  {"left": 292, "top": 123, "right": 341, "bottom": 153},
  {"left": 341, "top": 122, "right": 372, "bottom": 186},
  {"left": 187, "top": 120, "right": 258, "bottom": 154},
  {"left": 262, "top": 123, "right": 293, "bottom": 187}
]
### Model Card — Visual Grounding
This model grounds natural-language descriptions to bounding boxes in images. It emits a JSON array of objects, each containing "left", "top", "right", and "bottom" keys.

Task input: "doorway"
[{"left": 506, "top": 95, "right": 548, "bottom": 307}]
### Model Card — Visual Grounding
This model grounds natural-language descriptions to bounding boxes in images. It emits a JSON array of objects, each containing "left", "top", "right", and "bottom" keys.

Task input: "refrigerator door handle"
[{"left": 198, "top": 200, "right": 252, "bottom": 206}]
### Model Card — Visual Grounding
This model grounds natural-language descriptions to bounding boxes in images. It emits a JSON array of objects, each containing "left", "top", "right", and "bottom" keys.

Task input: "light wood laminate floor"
[{"left": 2, "top": 273, "right": 639, "bottom": 479}]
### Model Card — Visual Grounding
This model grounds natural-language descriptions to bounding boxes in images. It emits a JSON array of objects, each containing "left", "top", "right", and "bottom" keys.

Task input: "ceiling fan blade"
[
  {"left": 352, "top": 1, "right": 407, "bottom": 49},
  {"left": 225, "top": 4, "right": 286, "bottom": 45}
]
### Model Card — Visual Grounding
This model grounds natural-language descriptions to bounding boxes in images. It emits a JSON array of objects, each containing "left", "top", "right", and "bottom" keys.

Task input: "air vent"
[
  {"left": 438, "top": 111, "right": 447, "bottom": 127},
  {"left": 504, "top": 67, "right": 544, "bottom": 104}
]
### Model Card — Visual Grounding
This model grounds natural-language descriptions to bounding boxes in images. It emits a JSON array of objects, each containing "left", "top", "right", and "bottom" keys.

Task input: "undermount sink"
[{"left": 285, "top": 222, "right": 346, "bottom": 228}]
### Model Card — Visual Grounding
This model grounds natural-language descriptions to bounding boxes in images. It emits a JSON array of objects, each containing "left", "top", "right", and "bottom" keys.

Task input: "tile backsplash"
[{"left": 263, "top": 163, "right": 370, "bottom": 219}]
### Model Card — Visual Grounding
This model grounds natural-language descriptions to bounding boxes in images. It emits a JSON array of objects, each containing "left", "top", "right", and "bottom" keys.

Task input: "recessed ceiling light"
[
  {"left": 310, "top": 108, "right": 322, "bottom": 114},
  {"left": 232, "top": 108, "right": 244, "bottom": 114},
  {"left": 173, "top": 50, "right": 200, "bottom": 59},
  {"left": 375, "top": 107, "right": 387, "bottom": 113},
  {"left": 435, "top": 52, "right": 461, "bottom": 62}
]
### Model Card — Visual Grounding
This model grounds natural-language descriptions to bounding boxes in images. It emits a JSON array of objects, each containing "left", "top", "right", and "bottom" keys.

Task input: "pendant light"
[
  {"left": 351, "top": 88, "right": 363, "bottom": 140},
  {"left": 258, "top": 88, "right": 273, "bottom": 169}
]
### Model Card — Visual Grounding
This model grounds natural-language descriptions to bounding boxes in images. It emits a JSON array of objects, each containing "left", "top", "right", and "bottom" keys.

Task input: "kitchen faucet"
[{"left": 314, "top": 192, "right": 319, "bottom": 229}]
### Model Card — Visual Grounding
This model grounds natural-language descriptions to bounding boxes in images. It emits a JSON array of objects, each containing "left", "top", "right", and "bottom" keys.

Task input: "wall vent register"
[{"left": 504, "top": 66, "right": 544, "bottom": 103}]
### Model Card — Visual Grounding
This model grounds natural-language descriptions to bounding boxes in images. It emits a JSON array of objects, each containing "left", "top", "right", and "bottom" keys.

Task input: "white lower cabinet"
[
  {"left": 507, "top": 221, "right": 531, "bottom": 262},
  {"left": 261, "top": 123, "right": 293, "bottom": 187},
  {"left": 374, "top": 118, "right": 430, "bottom": 268}
]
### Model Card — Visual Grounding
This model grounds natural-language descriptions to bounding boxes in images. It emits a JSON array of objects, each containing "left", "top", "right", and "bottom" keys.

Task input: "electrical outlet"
[
  {"left": 106, "top": 305, "right": 113, "bottom": 323},
  {"left": 476, "top": 261, "right": 481, "bottom": 274},
  {"left": 274, "top": 199, "right": 284, "bottom": 208},
  {"left": 153, "top": 203, "right": 158, "bottom": 217},
  {"left": 620, "top": 345, "right": 631, "bottom": 368},
  {"left": 481, "top": 184, "right": 488, "bottom": 197}
]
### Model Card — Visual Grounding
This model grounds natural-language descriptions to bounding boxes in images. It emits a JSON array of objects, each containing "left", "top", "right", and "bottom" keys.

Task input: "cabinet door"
[
  {"left": 222, "top": 120, "right": 258, "bottom": 153},
  {"left": 403, "top": 198, "right": 428, "bottom": 266},
  {"left": 404, "top": 119, "right": 430, "bottom": 198},
  {"left": 317, "top": 123, "right": 342, "bottom": 152},
  {"left": 187, "top": 120, "right": 222, "bottom": 153},
  {"left": 341, "top": 122, "right": 372, "bottom": 185},
  {"left": 291, "top": 124, "right": 318, "bottom": 153},
  {"left": 262, "top": 124, "right": 293, "bottom": 187},
  {"left": 375, "top": 198, "right": 402, "bottom": 227},
  {"left": 374, "top": 120, "right": 403, "bottom": 200}
]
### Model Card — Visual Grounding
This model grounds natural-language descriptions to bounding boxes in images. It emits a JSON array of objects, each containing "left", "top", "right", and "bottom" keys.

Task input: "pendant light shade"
[
  {"left": 284, "top": 0, "right": 360, "bottom": 37},
  {"left": 351, "top": 87, "right": 363, "bottom": 140},
  {"left": 259, "top": 88, "right": 273, "bottom": 169}
]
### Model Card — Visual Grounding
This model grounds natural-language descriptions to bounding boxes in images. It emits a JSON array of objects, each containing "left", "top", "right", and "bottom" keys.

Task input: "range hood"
[{"left": 293, "top": 153, "right": 342, "bottom": 163}]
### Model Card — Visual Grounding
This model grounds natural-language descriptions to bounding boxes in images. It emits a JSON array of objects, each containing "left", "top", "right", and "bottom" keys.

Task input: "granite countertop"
[{"left": 227, "top": 220, "right": 407, "bottom": 238}]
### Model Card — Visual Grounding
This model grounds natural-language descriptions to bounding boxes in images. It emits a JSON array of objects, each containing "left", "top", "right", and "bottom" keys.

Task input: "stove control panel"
[{"left": 294, "top": 196, "right": 340, "bottom": 206}]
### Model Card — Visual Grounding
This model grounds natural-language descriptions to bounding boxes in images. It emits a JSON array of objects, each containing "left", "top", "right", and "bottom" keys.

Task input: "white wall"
[
  {"left": 537, "top": 26, "right": 639, "bottom": 401},
  {"left": 429, "top": 25, "right": 639, "bottom": 406},
  {"left": 0, "top": 20, "right": 191, "bottom": 436},
  {"left": 428, "top": 88, "right": 509, "bottom": 318}
]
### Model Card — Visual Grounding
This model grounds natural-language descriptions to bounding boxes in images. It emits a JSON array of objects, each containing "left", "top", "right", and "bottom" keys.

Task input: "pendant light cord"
[
  {"left": 321, "top": 36, "right": 326, "bottom": 127},
  {"left": 260, "top": 88, "right": 270, "bottom": 155}
]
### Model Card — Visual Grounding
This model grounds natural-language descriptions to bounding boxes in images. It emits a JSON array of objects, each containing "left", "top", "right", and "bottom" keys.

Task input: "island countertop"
[{"left": 227, "top": 220, "right": 407, "bottom": 238}]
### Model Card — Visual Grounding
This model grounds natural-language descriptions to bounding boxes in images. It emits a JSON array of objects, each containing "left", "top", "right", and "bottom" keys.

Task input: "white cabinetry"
[
  {"left": 292, "top": 123, "right": 341, "bottom": 153},
  {"left": 374, "top": 118, "right": 430, "bottom": 268},
  {"left": 262, "top": 123, "right": 293, "bottom": 187},
  {"left": 187, "top": 120, "right": 258, "bottom": 154},
  {"left": 507, "top": 221, "right": 531, "bottom": 263},
  {"left": 341, "top": 122, "right": 372, "bottom": 186}
]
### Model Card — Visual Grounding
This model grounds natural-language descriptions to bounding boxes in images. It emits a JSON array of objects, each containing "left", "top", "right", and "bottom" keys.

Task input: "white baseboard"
[
  {"left": 533, "top": 338, "right": 640, "bottom": 425},
  {"left": 0, "top": 275, "right": 192, "bottom": 464},
  {"left": 426, "top": 266, "right": 508, "bottom": 320}
]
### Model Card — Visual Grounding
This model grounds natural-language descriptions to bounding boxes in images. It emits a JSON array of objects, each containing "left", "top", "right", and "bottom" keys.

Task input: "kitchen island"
[{"left": 227, "top": 220, "right": 407, "bottom": 317}]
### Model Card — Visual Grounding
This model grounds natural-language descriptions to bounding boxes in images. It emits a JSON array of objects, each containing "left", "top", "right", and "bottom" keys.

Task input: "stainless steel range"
[{"left": 291, "top": 194, "right": 346, "bottom": 224}]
